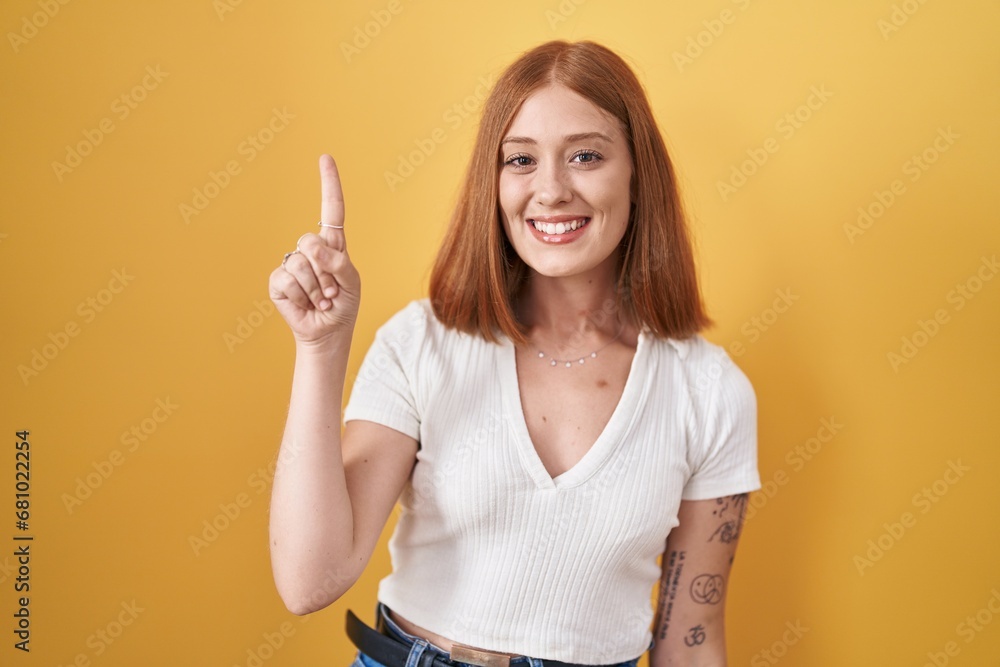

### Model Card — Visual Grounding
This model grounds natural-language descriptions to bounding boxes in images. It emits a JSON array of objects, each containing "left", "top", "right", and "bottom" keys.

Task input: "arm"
[
  {"left": 266, "top": 155, "right": 418, "bottom": 614},
  {"left": 268, "top": 339, "right": 418, "bottom": 614},
  {"left": 650, "top": 493, "right": 749, "bottom": 667}
]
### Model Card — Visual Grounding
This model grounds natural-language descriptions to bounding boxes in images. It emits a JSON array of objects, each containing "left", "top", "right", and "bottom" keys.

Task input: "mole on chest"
[{"left": 519, "top": 373, "right": 624, "bottom": 475}]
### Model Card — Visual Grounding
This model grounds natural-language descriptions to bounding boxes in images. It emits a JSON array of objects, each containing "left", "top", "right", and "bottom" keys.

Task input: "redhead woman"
[{"left": 267, "top": 40, "right": 761, "bottom": 667}]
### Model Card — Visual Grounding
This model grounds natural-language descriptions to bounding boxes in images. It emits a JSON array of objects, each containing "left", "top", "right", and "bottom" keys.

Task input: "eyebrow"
[{"left": 500, "top": 131, "right": 614, "bottom": 146}]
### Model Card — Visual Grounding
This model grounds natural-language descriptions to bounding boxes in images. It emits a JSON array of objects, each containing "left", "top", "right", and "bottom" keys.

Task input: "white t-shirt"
[{"left": 343, "top": 298, "right": 761, "bottom": 662}]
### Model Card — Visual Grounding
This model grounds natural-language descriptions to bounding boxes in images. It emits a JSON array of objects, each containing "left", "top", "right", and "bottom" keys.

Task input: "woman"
[{"left": 268, "top": 40, "right": 761, "bottom": 667}]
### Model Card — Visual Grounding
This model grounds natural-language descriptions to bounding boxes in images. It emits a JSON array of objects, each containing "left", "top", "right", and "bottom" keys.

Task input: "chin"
[{"left": 522, "top": 255, "right": 604, "bottom": 280}]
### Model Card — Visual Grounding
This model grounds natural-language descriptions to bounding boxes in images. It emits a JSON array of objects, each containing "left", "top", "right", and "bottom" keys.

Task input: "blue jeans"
[{"left": 351, "top": 601, "right": 646, "bottom": 667}]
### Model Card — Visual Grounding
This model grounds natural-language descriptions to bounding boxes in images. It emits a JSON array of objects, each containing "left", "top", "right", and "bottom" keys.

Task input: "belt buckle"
[{"left": 449, "top": 642, "right": 512, "bottom": 667}]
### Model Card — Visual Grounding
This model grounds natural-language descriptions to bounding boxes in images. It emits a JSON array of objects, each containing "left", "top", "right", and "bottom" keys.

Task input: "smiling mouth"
[{"left": 528, "top": 217, "right": 590, "bottom": 235}]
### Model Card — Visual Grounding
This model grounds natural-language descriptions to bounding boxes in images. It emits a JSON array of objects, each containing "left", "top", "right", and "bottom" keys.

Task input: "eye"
[
  {"left": 503, "top": 153, "right": 533, "bottom": 169},
  {"left": 572, "top": 150, "right": 603, "bottom": 165}
]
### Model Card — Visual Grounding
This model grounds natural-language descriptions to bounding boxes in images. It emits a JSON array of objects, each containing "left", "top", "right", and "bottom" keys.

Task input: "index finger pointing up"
[{"left": 319, "top": 154, "right": 346, "bottom": 248}]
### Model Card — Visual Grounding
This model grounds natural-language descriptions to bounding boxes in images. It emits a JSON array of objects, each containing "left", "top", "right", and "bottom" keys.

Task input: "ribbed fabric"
[{"left": 343, "top": 299, "right": 761, "bottom": 663}]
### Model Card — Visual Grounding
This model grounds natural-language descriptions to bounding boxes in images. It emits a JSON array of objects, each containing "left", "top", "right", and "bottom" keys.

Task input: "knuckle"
[
  {"left": 287, "top": 254, "right": 308, "bottom": 271},
  {"left": 311, "top": 246, "right": 329, "bottom": 265},
  {"left": 272, "top": 268, "right": 290, "bottom": 287}
]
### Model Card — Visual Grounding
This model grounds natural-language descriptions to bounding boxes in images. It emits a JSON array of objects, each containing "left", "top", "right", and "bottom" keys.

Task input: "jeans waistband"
[
  {"left": 376, "top": 601, "right": 462, "bottom": 659},
  {"left": 371, "top": 601, "right": 649, "bottom": 666}
]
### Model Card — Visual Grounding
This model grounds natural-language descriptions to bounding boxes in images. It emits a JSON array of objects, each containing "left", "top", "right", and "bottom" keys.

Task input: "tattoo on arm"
[
  {"left": 657, "top": 496, "right": 744, "bottom": 645},
  {"left": 684, "top": 624, "right": 707, "bottom": 647},
  {"left": 655, "top": 549, "right": 685, "bottom": 640},
  {"left": 689, "top": 573, "right": 725, "bottom": 604},
  {"left": 708, "top": 493, "right": 749, "bottom": 544}
]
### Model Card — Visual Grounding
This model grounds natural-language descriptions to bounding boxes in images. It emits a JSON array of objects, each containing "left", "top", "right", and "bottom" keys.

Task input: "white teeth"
[{"left": 531, "top": 218, "right": 587, "bottom": 235}]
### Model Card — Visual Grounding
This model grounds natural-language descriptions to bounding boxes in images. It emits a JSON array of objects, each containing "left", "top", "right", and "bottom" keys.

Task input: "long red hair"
[{"left": 429, "top": 40, "right": 712, "bottom": 346}]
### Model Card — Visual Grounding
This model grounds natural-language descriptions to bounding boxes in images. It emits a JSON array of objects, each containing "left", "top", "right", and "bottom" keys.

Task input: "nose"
[{"left": 534, "top": 161, "right": 573, "bottom": 207}]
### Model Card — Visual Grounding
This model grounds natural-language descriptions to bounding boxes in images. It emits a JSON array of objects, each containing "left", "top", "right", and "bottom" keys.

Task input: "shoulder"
[
  {"left": 647, "top": 331, "right": 734, "bottom": 372},
  {"left": 647, "top": 332, "right": 755, "bottom": 406},
  {"left": 374, "top": 297, "right": 431, "bottom": 332},
  {"left": 648, "top": 331, "right": 719, "bottom": 361},
  {"left": 365, "top": 297, "right": 479, "bottom": 365},
  {"left": 355, "top": 298, "right": 488, "bottom": 405},
  {"left": 367, "top": 298, "right": 437, "bottom": 346}
]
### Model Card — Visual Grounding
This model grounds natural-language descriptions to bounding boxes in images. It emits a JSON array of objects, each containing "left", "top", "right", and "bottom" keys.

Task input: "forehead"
[{"left": 504, "top": 83, "right": 621, "bottom": 141}]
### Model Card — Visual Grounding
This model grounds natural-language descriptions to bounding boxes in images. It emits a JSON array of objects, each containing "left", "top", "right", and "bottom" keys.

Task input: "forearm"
[
  {"left": 651, "top": 495, "right": 750, "bottom": 667},
  {"left": 651, "top": 606, "right": 727, "bottom": 667},
  {"left": 651, "top": 630, "right": 727, "bottom": 667},
  {"left": 652, "top": 651, "right": 726, "bottom": 667},
  {"left": 268, "top": 332, "right": 358, "bottom": 612}
]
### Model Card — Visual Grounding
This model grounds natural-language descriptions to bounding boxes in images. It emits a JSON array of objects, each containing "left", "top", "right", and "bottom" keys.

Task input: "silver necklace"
[{"left": 533, "top": 320, "right": 626, "bottom": 368}]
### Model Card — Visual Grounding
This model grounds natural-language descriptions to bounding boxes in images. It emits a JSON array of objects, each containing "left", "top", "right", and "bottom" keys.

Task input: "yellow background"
[{"left": 2, "top": 0, "right": 998, "bottom": 665}]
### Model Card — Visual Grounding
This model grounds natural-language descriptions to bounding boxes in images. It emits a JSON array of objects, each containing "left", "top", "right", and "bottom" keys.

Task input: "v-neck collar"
[{"left": 497, "top": 330, "right": 651, "bottom": 490}]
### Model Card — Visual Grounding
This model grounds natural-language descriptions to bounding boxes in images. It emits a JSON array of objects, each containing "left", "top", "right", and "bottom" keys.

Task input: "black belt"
[{"left": 345, "top": 608, "right": 624, "bottom": 667}]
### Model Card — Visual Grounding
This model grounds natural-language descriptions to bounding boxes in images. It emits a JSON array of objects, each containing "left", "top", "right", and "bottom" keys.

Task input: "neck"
[{"left": 516, "top": 257, "right": 628, "bottom": 353}]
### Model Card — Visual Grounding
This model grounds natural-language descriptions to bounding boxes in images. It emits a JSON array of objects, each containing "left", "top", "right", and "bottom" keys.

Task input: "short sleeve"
[
  {"left": 681, "top": 349, "right": 762, "bottom": 501},
  {"left": 342, "top": 301, "right": 428, "bottom": 441}
]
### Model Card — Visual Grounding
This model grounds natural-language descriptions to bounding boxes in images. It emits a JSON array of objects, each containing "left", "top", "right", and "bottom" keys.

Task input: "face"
[{"left": 498, "top": 83, "right": 633, "bottom": 281}]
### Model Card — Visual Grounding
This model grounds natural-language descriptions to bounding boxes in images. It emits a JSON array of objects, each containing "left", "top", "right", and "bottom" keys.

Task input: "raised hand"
[{"left": 269, "top": 154, "right": 361, "bottom": 345}]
